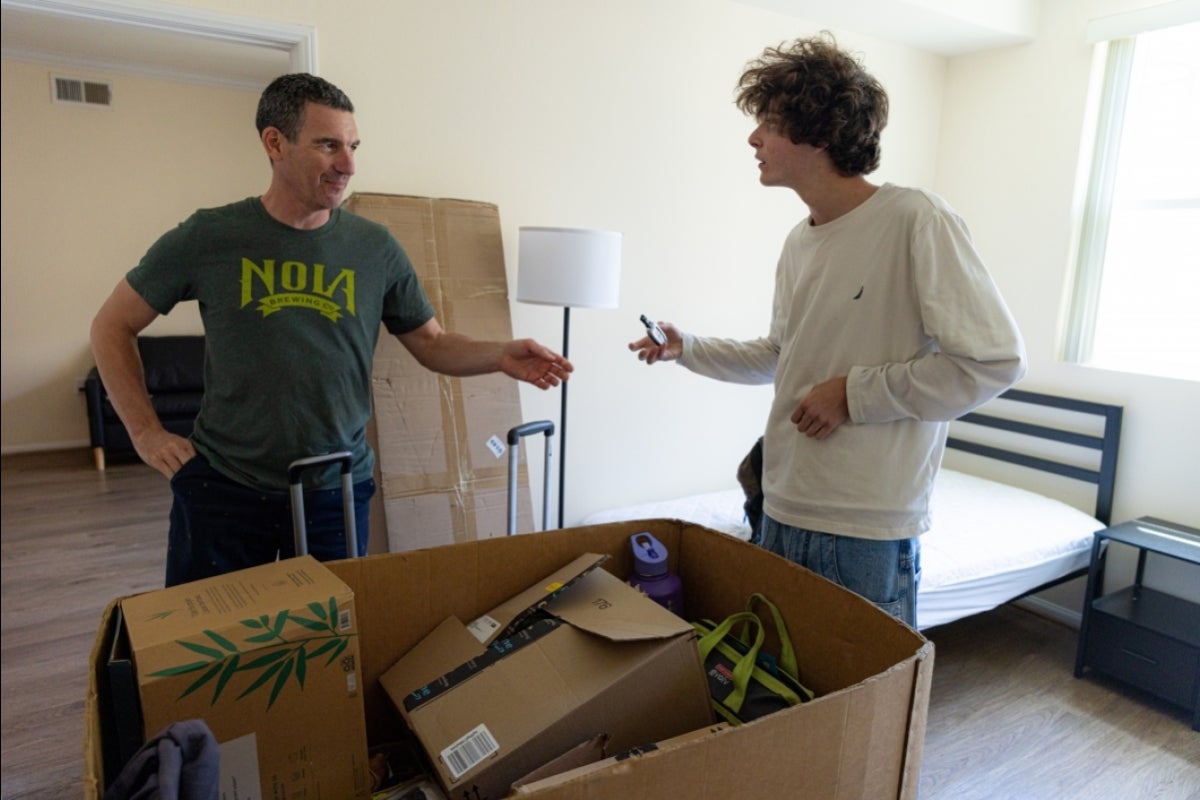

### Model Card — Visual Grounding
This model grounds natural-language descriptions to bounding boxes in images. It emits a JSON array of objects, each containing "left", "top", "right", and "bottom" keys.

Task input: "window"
[{"left": 1064, "top": 17, "right": 1200, "bottom": 382}]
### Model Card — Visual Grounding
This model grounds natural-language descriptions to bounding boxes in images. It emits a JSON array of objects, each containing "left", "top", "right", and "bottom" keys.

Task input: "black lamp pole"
[{"left": 557, "top": 306, "right": 570, "bottom": 529}]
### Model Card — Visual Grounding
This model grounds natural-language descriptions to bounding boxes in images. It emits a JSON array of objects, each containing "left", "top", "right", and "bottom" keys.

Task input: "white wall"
[
  {"left": 2, "top": 0, "right": 1195, "bottom": 600},
  {"left": 1, "top": 0, "right": 945, "bottom": 518},
  {"left": 308, "top": 0, "right": 947, "bottom": 523},
  {"left": 0, "top": 59, "right": 261, "bottom": 449}
]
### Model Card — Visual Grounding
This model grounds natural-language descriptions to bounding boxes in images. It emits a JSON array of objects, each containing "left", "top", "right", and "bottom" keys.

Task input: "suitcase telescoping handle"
[
  {"left": 288, "top": 451, "right": 357, "bottom": 559},
  {"left": 507, "top": 421, "right": 555, "bottom": 536}
]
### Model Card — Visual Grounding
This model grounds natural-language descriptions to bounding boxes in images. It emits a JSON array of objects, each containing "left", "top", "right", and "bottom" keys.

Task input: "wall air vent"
[{"left": 52, "top": 75, "right": 113, "bottom": 107}]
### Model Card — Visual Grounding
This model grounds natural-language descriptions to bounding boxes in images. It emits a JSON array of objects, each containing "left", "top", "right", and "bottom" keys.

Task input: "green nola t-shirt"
[{"left": 127, "top": 197, "right": 435, "bottom": 490}]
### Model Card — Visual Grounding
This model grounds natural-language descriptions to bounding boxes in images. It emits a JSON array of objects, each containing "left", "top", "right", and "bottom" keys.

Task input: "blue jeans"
[
  {"left": 756, "top": 514, "right": 921, "bottom": 627},
  {"left": 165, "top": 453, "right": 374, "bottom": 587}
]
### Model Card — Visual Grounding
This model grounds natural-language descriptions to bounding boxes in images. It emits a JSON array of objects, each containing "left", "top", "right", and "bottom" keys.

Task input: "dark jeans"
[{"left": 165, "top": 453, "right": 374, "bottom": 587}]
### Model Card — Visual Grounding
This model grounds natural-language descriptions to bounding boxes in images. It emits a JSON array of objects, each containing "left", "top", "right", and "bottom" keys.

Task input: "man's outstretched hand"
[{"left": 500, "top": 339, "right": 574, "bottom": 389}]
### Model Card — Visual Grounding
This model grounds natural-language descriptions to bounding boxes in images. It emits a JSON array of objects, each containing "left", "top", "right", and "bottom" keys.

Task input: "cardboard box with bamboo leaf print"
[{"left": 120, "top": 555, "right": 370, "bottom": 799}]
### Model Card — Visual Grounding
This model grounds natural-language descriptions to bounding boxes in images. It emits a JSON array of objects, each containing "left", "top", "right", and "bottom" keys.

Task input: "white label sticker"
[
  {"left": 485, "top": 435, "right": 506, "bottom": 459},
  {"left": 219, "top": 732, "right": 263, "bottom": 799},
  {"left": 442, "top": 724, "right": 500, "bottom": 780},
  {"left": 466, "top": 614, "right": 500, "bottom": 643}
]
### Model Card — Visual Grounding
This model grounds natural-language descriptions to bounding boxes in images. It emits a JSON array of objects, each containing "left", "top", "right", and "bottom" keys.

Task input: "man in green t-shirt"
[{"left": 91, "top": 73, "right": 571, "bottom": 586}]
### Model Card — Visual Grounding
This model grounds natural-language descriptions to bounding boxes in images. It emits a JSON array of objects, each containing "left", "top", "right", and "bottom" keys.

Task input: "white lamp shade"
[{"left": 517, "top": 227, "right": 622, "bottom": 309}]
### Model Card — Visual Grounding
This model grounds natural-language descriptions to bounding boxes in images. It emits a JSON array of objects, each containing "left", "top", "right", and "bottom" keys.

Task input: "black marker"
[{"left": 640, "top": 315, "right": 667, "bottom": 346}]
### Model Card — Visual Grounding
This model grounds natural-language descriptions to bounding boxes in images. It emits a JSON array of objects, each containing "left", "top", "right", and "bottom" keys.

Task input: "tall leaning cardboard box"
[
  {"left": 342, "top": 193, "right": 536, "bottom": 552},
  {"left": 112, "top": 556, "right": 370, "bottom": 799}
]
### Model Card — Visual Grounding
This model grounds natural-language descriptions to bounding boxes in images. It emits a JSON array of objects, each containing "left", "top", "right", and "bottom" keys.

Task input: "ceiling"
[
  {"left": 739, "top": 0, "right": 1040, "bottom": 56},
  {"left": 0, "top": 0, "right": 1037, "bottom": 91}
]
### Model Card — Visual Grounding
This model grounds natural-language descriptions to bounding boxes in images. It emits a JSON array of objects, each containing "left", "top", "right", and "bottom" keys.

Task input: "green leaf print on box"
[{"left": 147, "top": 596, "right": 354, "bottom": 710}]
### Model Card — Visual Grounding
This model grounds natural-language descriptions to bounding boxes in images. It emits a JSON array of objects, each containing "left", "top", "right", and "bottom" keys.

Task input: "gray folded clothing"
[{"left": 104, "top": 718, "right": 219, "bottom": 800}]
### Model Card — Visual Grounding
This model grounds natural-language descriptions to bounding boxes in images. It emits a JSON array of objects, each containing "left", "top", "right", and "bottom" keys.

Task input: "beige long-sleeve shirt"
[{"left": 680, "top": 184, "right": 1026, "bottom": 540}]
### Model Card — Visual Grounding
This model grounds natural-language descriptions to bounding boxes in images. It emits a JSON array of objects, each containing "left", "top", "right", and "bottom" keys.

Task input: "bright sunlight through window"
[{"left": 1064, "top": 21, "right": 1200, "bottom": 382}]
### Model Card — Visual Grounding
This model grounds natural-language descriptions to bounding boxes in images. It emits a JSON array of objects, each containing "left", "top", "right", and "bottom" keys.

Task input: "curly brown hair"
[{"left": 735, "top": 33, "right": 888, "bottom": 177}]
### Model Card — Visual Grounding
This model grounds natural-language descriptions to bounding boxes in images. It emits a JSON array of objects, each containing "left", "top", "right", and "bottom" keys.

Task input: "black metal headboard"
[{"left": 946, "top": 388, "right": 1123, "bottom": 525}]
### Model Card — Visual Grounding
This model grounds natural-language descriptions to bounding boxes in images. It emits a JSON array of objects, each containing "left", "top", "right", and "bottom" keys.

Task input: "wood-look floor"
[{"left": 1, "top": 451, "right": 1197, "bottom": 800}]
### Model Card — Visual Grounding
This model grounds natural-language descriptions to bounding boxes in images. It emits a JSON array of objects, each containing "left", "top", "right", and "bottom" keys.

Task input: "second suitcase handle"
[
  {"left": 507, "top": 421, "right": 555, "bottom": 535},
  {"left": 288, "top": 451, "right": 357, "bottom": 559}
]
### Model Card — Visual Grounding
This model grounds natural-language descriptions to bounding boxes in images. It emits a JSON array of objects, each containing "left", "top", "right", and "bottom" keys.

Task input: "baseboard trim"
[
  {"left": 1013, "top": 596, "right": 1082, "bottom": 629},
  {"left": 1, "top": 439, "right": 89, "bottom": 456}
]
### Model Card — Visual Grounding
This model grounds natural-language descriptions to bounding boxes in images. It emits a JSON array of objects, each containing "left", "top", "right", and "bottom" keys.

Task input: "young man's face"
[
  {"left": 271, "top": 102, "right": 360, "bottom": 212},
  {"left": 748, "top": 120, "right": 824, "bottom": 191}
]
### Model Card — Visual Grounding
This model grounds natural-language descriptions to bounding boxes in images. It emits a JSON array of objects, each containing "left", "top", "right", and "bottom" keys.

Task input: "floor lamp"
[{"left": 517, "top": 226, "right": 622, "bottom": 529}]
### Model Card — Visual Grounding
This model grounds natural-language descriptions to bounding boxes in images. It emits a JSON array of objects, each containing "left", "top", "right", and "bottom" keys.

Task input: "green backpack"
[{"left": 692, "top": 593, "right": 814, "bottom": 725}]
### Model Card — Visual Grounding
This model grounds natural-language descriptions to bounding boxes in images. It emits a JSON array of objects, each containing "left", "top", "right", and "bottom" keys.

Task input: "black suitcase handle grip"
[
  {"left": 508, "top": 420, "right": 555, "bottom": 445},
  {"left": 288, "top": 451, "right": 353, "bottom": 485}
]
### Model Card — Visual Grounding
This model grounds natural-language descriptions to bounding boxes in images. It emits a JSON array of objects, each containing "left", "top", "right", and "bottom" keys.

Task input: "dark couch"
[{"left": 84, "top": 335, "right": 205, "bottom": 470}]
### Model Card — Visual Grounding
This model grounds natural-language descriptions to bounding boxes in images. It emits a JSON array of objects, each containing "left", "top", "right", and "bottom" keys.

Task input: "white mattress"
[{"left": 579, "top": 468, "right": 1103, "bottom": 630}]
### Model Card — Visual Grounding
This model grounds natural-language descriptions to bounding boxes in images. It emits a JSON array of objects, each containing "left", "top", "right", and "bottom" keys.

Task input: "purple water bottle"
[{"left": 629, "top": 532, "right": 684, "bottom": 617}]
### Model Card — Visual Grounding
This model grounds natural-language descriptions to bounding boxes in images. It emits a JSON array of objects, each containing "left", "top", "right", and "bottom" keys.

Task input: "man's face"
[
  {"left": 748, "top": 120, "right": 823, "bottom": 190},
  {"left": 272, "top": 102, "right": 359, "bottom": 211}
]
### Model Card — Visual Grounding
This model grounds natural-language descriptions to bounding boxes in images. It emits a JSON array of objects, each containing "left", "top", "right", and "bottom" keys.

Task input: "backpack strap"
[
  {"left": 694, "top": 611, "right": 765, "bottom": 714},
  {"left": 742, "top": 592, "right": 800, "bottom": 683}
]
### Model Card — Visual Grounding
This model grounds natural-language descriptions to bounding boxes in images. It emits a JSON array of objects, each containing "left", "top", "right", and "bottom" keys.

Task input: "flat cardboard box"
[
  {"left": 86, "top": 521, "right": 933, "bottom": 799},
  {"left": 379, "top": 554, "right": 713, "bottom": 799},
  {"left": 510, "top": 734, "right": 609, "bottom": 793},
  {"left": 511, "top": 726, "right": 728, "bottom": 795},
  {"left": 342, "top": 193, "right": 536, "bottom": 553},
  {"left": 114, "top": 556, "right": 370, "bottom": 799}
]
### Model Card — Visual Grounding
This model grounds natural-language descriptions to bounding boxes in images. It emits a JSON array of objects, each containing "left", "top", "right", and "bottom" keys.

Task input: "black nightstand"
[{"left": 1074, "top": 517, "right": 1200, "bottom": 730}]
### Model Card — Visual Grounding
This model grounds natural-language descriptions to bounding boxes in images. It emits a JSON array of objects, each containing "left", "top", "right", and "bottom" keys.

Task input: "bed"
[{"left": 581, "top": 389, "right": 1124, "bottom": 630}]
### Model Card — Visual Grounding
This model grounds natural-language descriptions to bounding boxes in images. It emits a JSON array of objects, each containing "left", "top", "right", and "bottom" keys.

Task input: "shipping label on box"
[
  {"left": 120, "top": 556, "right": 370, "bottom": 800},
  {"left": 379, "top": 553, "right": 713, "bottom": 800}
]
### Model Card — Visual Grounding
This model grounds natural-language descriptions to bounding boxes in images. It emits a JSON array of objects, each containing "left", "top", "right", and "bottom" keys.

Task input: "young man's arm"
[
  {"left": 90, "top": 279, "right": 197, "bottom": 478},
  {"left": 847, "top": 208, "right": 1026, "bottom": 427},
  {"left": 396, "top": 318, "right": 572, "bottom": 389}
]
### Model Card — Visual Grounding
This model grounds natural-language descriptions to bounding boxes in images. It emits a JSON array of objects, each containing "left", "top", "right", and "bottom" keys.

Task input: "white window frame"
[{"left": 1062, "top": 3, "right": 1200, "bottom": 381}]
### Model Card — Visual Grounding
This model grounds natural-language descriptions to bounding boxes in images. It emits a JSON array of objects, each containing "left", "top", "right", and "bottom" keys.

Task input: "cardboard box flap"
[
  {"left": 467, "top": 553, "right": 609, "bottom": 645},
  {"left": 377, "top": 616, "right": 485, "bottom": 713},
  {"left": 545, "top": 567, "right": 695, "bottom": 641},
  {"left": 379, "top": 553, "right": 609, "bottom": 714}
]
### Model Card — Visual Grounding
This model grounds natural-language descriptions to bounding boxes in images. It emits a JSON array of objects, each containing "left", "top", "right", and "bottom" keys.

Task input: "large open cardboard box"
[{"left": 86, "top": 520, "right": 933, "bottom": 799}]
